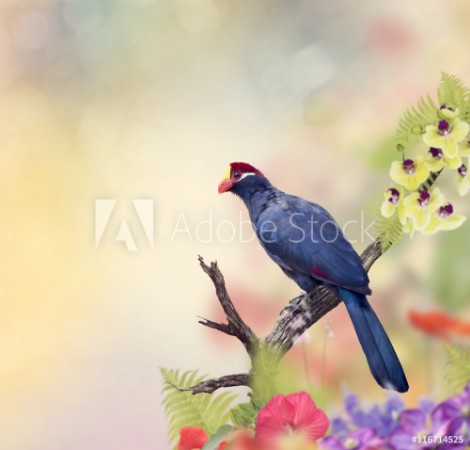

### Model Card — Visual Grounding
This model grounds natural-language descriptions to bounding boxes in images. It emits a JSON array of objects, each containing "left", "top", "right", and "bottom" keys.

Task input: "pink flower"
[{"left": 256, "top": 392, "right": 329, "bottom": 447}]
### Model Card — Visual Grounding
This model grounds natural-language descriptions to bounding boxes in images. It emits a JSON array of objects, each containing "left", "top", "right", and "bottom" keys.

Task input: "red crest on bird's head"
[
  {"left": 229, "top": 162, "right": 264, "bottom": 177},
  {"left": 218, "top": 162, "right": 264, "bottom": 193}
]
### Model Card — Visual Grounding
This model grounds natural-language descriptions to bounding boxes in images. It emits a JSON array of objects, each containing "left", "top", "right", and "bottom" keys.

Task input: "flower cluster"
[
  {"left": 176, "top": 385, "right": 470, "bottom": 450},
  {"left": 177, "top": 392, "right": 329, "bottom": 450},
  {"left": 382, "top": 104, "right": 469, "bottom": 235},
  {"left": 320, "top": 382, "right": 470, "bottom": 450}
]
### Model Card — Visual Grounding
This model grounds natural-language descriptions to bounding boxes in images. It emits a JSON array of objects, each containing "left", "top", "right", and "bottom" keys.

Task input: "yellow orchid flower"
[
  {"left": 380, "top": 187, "right": 405, "bottom": 220},
  {"left": 424, "top": 147, "right": 462, "bottom": 172},
  {"left": 390, "top": 156, "right": 430, "bottom": 190},
  {"left": 402, "top": 188, "right": 445, "bottom": 231},
  {"left": 423, "top": 203, "right": 466, "bottom": 235},
  {"left": 422, "top": 118, "right": 469, "bottom": 159}
]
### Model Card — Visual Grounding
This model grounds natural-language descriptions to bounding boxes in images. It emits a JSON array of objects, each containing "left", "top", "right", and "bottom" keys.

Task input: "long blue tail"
[{"left": 337, "top": 287, "right": 409, "bottom": 393}]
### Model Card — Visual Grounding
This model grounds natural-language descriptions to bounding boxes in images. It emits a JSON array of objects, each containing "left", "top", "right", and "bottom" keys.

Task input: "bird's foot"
[{"left": 281, "top": 294, "right": 306, "bottom": 316}]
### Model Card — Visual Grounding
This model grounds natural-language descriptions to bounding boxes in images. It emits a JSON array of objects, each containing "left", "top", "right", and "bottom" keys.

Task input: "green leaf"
[
  {"left": 395, "top": 94, "right": 438, "bottom": 145},
  {"left": 160, "top": 368, "right": 238, "bottom": 448},
  {"left": 202, "top": 425, "right": 234, "bottom": 450},
  {"left": 374, "top": 213, "right": 403, "bottom": 252},
  {"left": 229, "top": 398, "right": 263, "bottom": 427},
  {"left": 438, "top": 72, "right": 470, "bottom": 114},
  {"left": 444, "top": 344, "right": 470, "bottom": 394}
]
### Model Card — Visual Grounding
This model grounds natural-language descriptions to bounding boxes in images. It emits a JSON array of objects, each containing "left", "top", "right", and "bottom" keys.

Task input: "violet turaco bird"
[{"left": 218, "top": 162, "right": 408, "bottom": 393}]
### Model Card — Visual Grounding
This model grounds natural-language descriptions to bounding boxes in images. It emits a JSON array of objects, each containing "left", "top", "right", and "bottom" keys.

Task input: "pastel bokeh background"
[{"left": 1, "top": 1, "right": 470, "bottom": 449}]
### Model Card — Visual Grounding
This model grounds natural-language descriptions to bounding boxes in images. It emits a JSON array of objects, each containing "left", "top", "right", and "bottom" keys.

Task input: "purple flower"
[
  {"left": 324, "top": 385, "right": 470, "bottom": 450},
  {"left": 430, "top": 383, "right": 470, "bottom": 448},
  {"left": 321, "top": 428, "right": 385, "bottom": 450},
  {"left": 330, "top": 416, "right": 350, "bottom": 438},
  {"left": 382, "top": 395, "right": 406, "bottom": 436},
  {"left": 389, "top": 409, "right": 431, "bottom": 450},
  {"left": 342, "top": 393, "right": 404, "bottom": 438}
]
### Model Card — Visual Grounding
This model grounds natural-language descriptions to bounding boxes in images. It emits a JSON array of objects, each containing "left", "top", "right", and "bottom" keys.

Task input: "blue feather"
[{"left": 338, "top": 287, "right": 409, "bottom": 393}]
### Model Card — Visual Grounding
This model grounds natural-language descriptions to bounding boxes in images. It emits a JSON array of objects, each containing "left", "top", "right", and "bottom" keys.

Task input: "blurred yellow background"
[{"left": 1, "top": 0, "right": 470, "bottom": 448}]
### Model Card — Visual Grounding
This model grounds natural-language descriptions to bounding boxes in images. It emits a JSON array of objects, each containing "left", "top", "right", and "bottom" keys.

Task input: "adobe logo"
[{"left": 94, "top": 199, "right": 154, "bottom": 251}]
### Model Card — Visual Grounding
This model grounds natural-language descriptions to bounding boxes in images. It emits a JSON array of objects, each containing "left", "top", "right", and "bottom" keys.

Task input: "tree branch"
[
  {"left": 197, "top": 317, "right": 233, "bottom": 336},
  {"left": 179, "top": 374, "right": 251, "bottom": 394},
  {"left": 198, "top": 256, "right": 258, "bottom": 356}
]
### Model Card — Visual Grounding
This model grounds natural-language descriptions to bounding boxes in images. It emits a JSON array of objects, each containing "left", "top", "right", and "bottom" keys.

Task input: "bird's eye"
[{"left": 233, "top": 172, "right": 241, "bottom": 179}]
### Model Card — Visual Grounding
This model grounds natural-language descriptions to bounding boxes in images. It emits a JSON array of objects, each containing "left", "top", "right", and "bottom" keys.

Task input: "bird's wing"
[{"left": 256, "top": 195, "right": 370, "bottom": 291}]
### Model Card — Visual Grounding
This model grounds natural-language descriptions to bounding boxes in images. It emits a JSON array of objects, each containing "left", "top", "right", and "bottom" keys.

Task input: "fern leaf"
[
  {"left": 444, "top": 344, "right": 470, "bottom": 394},
  {"left": 374, "top": 212, "right": 403, "bottom": 252},
  {"left": 438, "top": 72, "right": 470, "bottom": 113},
  {"left": 160, "top": 368, "right": 238, "bottom": 447},
  {"left": 204, "top": 391, "right": 239, "bottom": 427},
  {"left": 395, "top": 94, "right": 438, "bottom": 144}
]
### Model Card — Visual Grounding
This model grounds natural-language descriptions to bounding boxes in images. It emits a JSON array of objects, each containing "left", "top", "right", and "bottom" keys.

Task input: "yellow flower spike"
[
  {"left": 402, "top": 187, "right": 444, "bottom": 231},
  {"left": 457, "top": 163, "right": 470, "bottom": 196},
  {"left": 424, "top": 147, "right": 462, "bottom": 172},
  {"left": 380, "top": 187, "right": 404, "bottom": 218},
  {"left": 423, "top": 203, "right": 467, "bottom": 235},
  {"left": 422, "top": 118, "right": 469, "bottom": 159},
  {"left": 390, "top": 156, "right": 430, "bottom": 190}
]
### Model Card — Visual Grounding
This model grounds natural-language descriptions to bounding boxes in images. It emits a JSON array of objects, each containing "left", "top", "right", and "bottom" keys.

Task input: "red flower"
[
  {"left": 256, "top": 392, "right": 329, "bottom": 447},
  {"left": 177, "top": 427, "right": 208, "bottom": 450},
  {"left": 177, "top": 426, "right": 227, "bottom": 450},
  {"left": 408, "top": 309, "right": 470, "bottom": 340}
]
